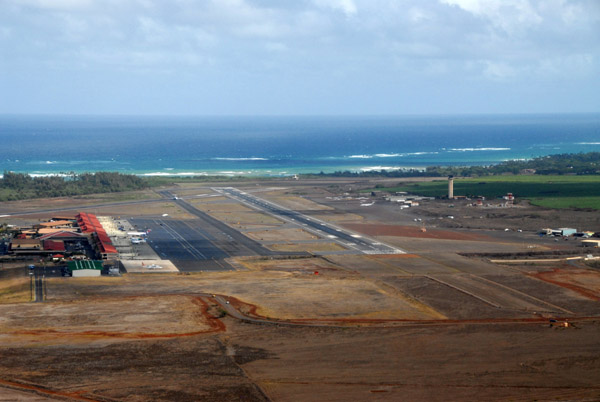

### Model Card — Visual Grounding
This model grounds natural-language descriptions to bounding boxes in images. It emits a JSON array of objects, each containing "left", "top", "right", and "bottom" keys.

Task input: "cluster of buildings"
[
  {"left": 539, "top": 227, "right": 600, "bottom": 247},
  {"left": 386, "top": 193, "right": 433, "bottom": 209},
  {"left": 6, "top": 212, "right": 118, "bottom": 276}
]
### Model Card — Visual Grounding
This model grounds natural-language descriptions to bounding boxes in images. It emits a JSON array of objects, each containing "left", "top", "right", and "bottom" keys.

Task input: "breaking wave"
[
  {"left": 449, "top": 147, "right": 510, "bottom": 152},
  {"left": 348, "top": 152, "right": 439, "bottom": 159},
  {"left": 212, "top": 157, "right": 268, "bottom": 161},
  {"left": 141, "top": 172, "right": 210, "bottom": 177}
]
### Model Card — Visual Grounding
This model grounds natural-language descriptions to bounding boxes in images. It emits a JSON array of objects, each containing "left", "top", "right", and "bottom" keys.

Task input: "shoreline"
[{"left": 1, "top": 165, "right": 432, "bottom": 179}]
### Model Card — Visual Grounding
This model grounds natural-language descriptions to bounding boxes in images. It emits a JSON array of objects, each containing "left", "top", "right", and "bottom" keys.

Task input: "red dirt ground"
[
  {"left": 7, "top": 297, "right": 225, "bottom": 341},
  {"left": 531, "top": 269, "right": 600, "bottom": 301},
  {"left": 227, "top": 295, "right": 597, "bottom": 327},
  {"left": 0, "top": 379, "right": 100, "bottom": 402}
]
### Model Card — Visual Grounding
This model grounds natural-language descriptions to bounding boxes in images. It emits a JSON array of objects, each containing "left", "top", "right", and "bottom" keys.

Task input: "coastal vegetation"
[
  {"left": 0, "top": 171, "right": 148, "bottom": 201},
  {"left": 1, "top": 152, "right": 599, "bottom": 206},
  {"left": 307, "top": 152, "right": 600, "bottom": 178}
]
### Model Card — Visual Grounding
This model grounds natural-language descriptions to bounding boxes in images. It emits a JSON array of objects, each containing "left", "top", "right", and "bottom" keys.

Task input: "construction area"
[{"left": 0, "top": 178, "right": 599, "bottom": 401}]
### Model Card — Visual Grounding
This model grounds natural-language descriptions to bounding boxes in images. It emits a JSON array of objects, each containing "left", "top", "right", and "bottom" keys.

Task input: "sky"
[{"left": 1, "top": 0, "right": 599, "bottom": 116}]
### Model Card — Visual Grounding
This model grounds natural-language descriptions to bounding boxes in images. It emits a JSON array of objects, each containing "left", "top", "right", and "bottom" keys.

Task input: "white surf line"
[
  {"left": 215, "top": 187, "right": 404, "bottom": 255},
  {"left": 0, "top": 215, "right": 10, "bottom": 218}
]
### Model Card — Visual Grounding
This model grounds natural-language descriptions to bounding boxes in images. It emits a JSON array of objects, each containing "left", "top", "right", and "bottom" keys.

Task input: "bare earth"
[{"left": 1, "top": 178, "right": 599, "bottom": 401}]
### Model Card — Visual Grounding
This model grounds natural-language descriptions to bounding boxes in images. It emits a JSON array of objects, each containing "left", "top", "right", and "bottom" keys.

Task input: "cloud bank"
[{"left": 1, "top": 0, "right": 598, "bottom": 114}]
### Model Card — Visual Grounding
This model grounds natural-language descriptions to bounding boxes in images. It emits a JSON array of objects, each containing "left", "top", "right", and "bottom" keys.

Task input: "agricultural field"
[{"left": 371, "top": 175, "right": 600, "bottom": 209}]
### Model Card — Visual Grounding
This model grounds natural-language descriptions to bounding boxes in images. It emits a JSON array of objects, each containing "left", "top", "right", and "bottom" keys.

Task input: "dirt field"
[
  {"left": 0, "top": 190, "right": 158, "bottom": 213},
  {"left": 267, "top": 242, "right": 346, "bottom": 253},
  {"left": 189, "top": 197, "right": 249, "bottom": 211},
  {"left": 0, "top": 276, "right": 29, "bottom": 304},
  {"left": 40, "top": 262, "right": 439, "bottom": 321},
  {"left": 343, "top": 223, "right": 494, "bottom": 241},
  {"left": 531, "top": 268, "right": 600, "bottom": 301},
  {"left": 190, "top": 196, "right": 286, "bottom": 229},
  {"left": 245, "top": 228, "right": 316, "bottom": 242},
  {"left": 1, "top": 179, "right": 599, "bottom": 401},
  {"left": 0, "top": 295, "right": 219, "bottom": 347},
  {"left": 263, "top": 193, "right": 334, "bottom": 211},
  {"left": 209, "top": 211, "right": 283, "bottom": 227}
]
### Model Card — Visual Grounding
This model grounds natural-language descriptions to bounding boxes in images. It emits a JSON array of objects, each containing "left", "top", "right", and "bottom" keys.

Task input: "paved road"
[
  {"left": 215, "top": 187, "right": 404, "bottom": 255},
  {"left": 29, "top": 265, "right": 64, "bottom": 302},
  {"left": 33, "top": 266, "right": 45, "bottom": 302}
]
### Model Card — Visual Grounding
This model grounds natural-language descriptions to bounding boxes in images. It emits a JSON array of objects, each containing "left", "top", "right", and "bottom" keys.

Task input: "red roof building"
[
  {"left": 43, "top": 240, "right": 66, "bottom": 252},
  {"left": 76, "top": 212, "right": 118, "bottom": 259},
  {"left": 37, "top": 220, "right": 75, "bottom": 228},
  {"left": 39, "top": 231, "right": 86, "bottom": 241}
]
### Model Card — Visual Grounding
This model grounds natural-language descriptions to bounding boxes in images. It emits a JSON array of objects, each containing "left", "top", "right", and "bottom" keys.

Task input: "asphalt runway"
[
  {"left": 131, "top": 218, "right": 235, "bottom": 272},
  {"left": 161, "top": 190, "right": 295, "bottom": 256},
  {"left": 146, "top": 191, "right": 308, "bottom": 269},
  {"left": 132, "top": 189, "right": 311, "bottom": 271},
  {"left": 216, "top": 187, "right": 404, "bottom": 255}
]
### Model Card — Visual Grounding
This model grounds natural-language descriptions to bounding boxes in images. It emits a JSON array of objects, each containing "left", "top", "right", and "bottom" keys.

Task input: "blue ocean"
[{"left": 1, "top": 114, "right": 599, "bottom": 177}]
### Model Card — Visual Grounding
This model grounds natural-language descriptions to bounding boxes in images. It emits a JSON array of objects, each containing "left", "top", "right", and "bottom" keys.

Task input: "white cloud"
[
  {"left": 483, "top": 61, "right": 517, "bottom": 79},
  {"left": 537, "top": 54, "right": 595, "bottom": 77},
  {"left": 440, "top": 0, "right": 543, "bottom": 34},
  {"left": 1, "top": 0, "right": 598, "bottom": 114},
  {"left": 136, "top": 16, "right": 170, "bottom": 45},
  {"left": 17, "top": 0, "right": 93, "bottom": 10},
  {"left": 313, "top": 0, "right": 357, "bottom": 16},
  {"left": 408, "top": 7, "right": 431, "bottom": 23}
]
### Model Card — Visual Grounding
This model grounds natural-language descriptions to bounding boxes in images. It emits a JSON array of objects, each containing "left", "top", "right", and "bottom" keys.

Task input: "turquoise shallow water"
[{"left": 1, "top": 114, "right": 599, "bottom": 177}]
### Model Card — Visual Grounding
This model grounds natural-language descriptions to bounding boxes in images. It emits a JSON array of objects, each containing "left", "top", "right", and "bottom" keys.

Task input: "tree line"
[
  {"left": 1, "top": 152, "right": 599, "bottom": 200},
  {"left": 0, "top": 171, "right": 148, "bottom": 201},
  {"left": 304, "top": 152, "right": 600, "bottom": 178}
]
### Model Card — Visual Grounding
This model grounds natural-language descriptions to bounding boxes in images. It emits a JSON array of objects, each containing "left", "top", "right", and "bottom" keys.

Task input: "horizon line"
[{"left": 1, "top": 111, "right": 599, "bottom": 119}]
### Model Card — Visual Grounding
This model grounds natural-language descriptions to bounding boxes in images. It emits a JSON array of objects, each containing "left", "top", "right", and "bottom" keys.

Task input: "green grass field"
[{"left": 370, "top": 175, "right": 600, "bottom": 210}]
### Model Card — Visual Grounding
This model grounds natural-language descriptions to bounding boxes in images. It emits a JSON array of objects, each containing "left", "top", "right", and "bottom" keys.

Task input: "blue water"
[{"left": 1, "top": 114, "right": 599, "bottom": 177}]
